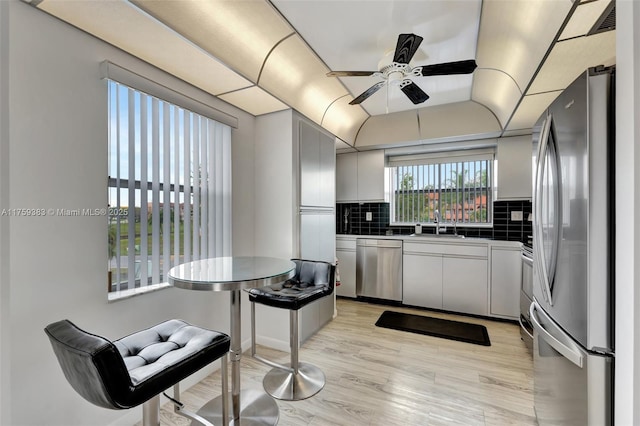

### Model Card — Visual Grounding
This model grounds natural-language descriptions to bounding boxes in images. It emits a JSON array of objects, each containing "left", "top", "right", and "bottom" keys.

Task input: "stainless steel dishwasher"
[{"left": 356, "top": 239, "right": 403, "bottom": 301}]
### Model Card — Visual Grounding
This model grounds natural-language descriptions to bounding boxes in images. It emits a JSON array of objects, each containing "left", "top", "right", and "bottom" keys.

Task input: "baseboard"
[{"left": 254, "top": 335, "right": 290, "bottom": 353}]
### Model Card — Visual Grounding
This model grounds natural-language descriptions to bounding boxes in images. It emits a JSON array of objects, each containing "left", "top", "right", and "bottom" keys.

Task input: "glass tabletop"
[{"left": 168, "top": 256, "right": 296, "bottom": 291}]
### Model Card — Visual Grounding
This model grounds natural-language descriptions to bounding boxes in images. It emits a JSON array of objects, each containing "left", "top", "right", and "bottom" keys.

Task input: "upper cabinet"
[
  {"left": 497, "top": 135, "right": 533, "bottom": 200},
  {"left": 299, "top": 121, "right": 335, "bottom": 207},
  {"left": 336, "top": 150, "right": 385, "bottom": 202},
  {"left": 336, "top": 153, "right": 358, "bottom": 202}
]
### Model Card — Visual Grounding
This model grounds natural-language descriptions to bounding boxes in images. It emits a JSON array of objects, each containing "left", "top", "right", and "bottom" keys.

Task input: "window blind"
[{"left": 108, "top": 80, "right": 232, "bottom": 292}]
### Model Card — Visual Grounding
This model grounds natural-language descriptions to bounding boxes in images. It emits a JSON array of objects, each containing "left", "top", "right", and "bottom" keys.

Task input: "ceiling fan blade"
[
  {"left": 327, "top": 71, "right": 377, "bottom": 77},
  {"left": 349, "top": 81, "right": 386, "bottom": 105},
  {"left": 393, "top": 33, "right": 424, "bottom": 64},
  {"left": 401, "top": 81, "right": 430, "bottom": 105},
  {"left": 416, "top": 59, "right": 478, "bottom": 76}
]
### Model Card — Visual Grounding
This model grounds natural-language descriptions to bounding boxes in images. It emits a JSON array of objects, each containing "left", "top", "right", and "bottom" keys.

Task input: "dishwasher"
[{"left": 356, "top": 239, "right": 403, "bottom": 301}]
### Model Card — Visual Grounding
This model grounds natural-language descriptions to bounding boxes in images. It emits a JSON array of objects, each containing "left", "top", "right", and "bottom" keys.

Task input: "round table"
[{"left": 168, "top": 256, "right": 296, "bottom": 426}]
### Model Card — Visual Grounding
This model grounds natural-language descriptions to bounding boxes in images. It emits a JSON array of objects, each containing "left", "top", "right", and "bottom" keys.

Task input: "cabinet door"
[
  {"left": 490, "top": 247, "right": 522, "bottom": 318},
  {"left": 299, "top": 122, "right": 320, "bottom": 206},
  {"left": 442, "top": 257, "right": 488, "bottom": 315},
  {"left": 318, "top": 133, "right": 335, "bottom": 207},
  {"left": 300, "top": 213, "right": 335, "bottom": 263},
  {"left": 402, "top": 254, "right": 443, "bottom": 309},
  {"left": 357, "top": 150, "right": 384, "bottom": 201},
  {"left": 336, "top": 250, "right": 356, "bottom": 298},
  {"left": 497, "top": 135, "right": 533, "bottom": 200},
  {"left": 299, "top": 302, "right": 319, "bottom": 343},
  {"left": 336, "top": 153, "right": 358, "bottom": 202}
]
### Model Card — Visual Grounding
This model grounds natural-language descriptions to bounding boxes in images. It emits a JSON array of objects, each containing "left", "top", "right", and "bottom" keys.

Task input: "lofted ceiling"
[{"left": 26, "top": 0, "right": 615, "bottom": 151}]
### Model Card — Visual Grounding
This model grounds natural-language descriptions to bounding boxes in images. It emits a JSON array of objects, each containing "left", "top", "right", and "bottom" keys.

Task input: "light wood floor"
[{"left": 155, "top": 298, "right": 536, "bottom": 426}]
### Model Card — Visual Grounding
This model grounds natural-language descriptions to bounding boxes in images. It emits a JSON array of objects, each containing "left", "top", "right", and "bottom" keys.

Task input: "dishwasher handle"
[{"left": 356, "top": 239, "right": 403, "bottom": 248}]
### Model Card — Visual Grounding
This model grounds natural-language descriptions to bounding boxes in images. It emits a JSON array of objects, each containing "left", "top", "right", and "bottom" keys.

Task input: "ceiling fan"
[{"left": 326, "top": 33, "right": 477, "bottom": 106}]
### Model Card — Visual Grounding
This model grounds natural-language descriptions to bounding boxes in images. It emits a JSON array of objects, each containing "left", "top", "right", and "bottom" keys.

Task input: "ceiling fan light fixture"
[{"left": 388, "top": 70, "right": 404, "bottom": 86}]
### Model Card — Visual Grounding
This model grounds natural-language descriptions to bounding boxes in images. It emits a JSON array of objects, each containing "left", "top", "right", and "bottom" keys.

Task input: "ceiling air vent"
[{"left": 588, "top": 2, "right": 616, "bottom": 35}]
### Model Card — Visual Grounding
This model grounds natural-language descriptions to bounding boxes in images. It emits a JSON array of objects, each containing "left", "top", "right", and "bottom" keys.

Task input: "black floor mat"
[{"left": 375, "top": 310, "right": 491, "bottom": 346}]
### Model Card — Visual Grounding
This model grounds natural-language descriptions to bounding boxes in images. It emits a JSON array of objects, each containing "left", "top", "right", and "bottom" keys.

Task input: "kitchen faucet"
[{"left": 434, "top": 210, "right": 441, "bottom": 235}]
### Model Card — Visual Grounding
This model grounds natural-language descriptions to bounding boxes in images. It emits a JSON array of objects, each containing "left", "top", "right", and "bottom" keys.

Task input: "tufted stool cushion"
[
  {"left": 45, "top": 319, "right": 230, "bottom": 410},
  {"left": 247, "top": 259, "right": 335, "bottom": 310}
]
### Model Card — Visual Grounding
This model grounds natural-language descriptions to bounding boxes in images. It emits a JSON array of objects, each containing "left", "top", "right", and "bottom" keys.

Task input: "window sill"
[{"left": 108, "top": 282, "right": 172, "bottom": 303}]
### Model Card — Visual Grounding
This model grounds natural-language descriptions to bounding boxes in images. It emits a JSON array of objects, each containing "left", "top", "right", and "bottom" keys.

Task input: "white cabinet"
[
  {"left": 490, "top": 245, "right": 522, "bottom": 319},
  {"left": 300, "top": 212, "right": 335, "bottom": 262},
  {"left": 357, "top": 150, "right": 384, "bottom": 202},
  {"left": 402, "top": 240, "right": 488, "bottom": 315},
  {"left": 300, "top": 121, "right": 335, "bottom": 207},
  {"left": 336, "top": 152, "right": 358, "bottom": 202},
  {"left": 336, "top": 238, "right": 356, "bottom": 298},
  {"left": 497, "top": 135, "right": 533, "bottom": 200},
  {"left": 403, "top": 253, "right": 442, "bottom": 309},
  {"left": 254, "top": 111, "right": 336, "bottom": 345},
  {"left": 336, "top": 150, "right": 384, "bottom": 202},
  {"left": 442, "top": 257, "right": 488, "bottom": 316}
]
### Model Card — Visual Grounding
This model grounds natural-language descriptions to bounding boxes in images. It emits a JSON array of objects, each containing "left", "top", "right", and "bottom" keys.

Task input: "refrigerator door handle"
[
  {"left": 534, "top": 115, "right": 555, "bottom": 306},
  {"left": 530, "top": 301, "right": 584, "bottom": 368}
]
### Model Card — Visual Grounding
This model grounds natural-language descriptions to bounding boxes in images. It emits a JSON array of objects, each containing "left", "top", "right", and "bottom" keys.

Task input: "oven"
[{"left": 519, "top": 242, "right": 534, "bottom": 354}]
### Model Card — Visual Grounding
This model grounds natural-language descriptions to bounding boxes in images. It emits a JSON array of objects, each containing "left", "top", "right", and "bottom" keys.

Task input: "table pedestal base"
[{"left": 196, "top": 388, "right": 279, "bottom": 426}]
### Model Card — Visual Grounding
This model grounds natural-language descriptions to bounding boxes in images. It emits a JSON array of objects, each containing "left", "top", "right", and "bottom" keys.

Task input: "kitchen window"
[
  {"left": 387, "top": 149, "right": 494, "bottom": 226},
  {"left": 107, "top": 79, "right": 232, "bottom": 294}
]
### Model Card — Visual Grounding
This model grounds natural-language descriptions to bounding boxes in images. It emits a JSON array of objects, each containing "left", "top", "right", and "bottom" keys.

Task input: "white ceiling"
[
  {"left": 28, "top": 0, "right": 616, "bottom": 151},
  {"left": 272, "top": 0, "right": 482, "bottom": 116}
]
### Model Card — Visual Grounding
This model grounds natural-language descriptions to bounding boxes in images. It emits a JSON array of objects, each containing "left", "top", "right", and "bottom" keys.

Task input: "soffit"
[
  {"left": 130, "top": 0, "right": 295, "bottom": 84},
  {"left": 37, "top": 0, "right": 253, "bottom": 96},
  {"left": 29, "top": 0, "right": 616, "bottom": 148},
  {"left": 506, "top": 0, "right": 615, "bottom": 131}
]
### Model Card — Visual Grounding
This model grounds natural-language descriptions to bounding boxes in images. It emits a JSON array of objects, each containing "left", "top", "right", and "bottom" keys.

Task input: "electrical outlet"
[
  {"left": 511, "top": 211, "right": 523, "bottom": 221},
  {"left": 365, "top": 212, "right": 372, "bottom": 221}
]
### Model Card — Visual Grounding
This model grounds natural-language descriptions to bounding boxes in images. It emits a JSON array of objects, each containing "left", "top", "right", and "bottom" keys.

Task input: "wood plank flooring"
[{"left": 153, "top": 298, "right": 536, "bottom": 426}]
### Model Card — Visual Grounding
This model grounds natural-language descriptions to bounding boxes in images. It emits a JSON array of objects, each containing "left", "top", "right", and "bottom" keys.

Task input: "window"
[
  {"left": 387, "top": 150, "right": 494, "bottom": 226},
  {"left": 108, "top": 80, "right": 232, "bottom": 293}
]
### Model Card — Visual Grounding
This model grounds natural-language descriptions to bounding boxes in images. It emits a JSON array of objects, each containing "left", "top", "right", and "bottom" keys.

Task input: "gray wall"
[{"left": 0, "top": 1, "right": 257, "bottom": 424}]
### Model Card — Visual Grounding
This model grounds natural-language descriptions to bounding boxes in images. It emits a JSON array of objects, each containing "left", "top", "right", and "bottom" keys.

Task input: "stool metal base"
[
  {"left": 263, "top": 362, "right": 325, "bottom": 401},
  {"left": 196, "top": 388, "right": 279, "bottom": 426}
]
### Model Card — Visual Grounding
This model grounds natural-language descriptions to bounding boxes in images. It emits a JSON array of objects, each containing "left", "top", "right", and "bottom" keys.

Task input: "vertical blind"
[
  {"left": 108, "top": 80, "right": 232, "bottom": 292},
  {"left": 387, "top": 151, "right": 493, "bottom": 225}
]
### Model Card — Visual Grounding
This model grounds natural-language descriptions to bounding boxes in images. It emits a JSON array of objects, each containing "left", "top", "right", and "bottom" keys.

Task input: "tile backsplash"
[
  {"left": 336, "top": 203, "right": 390, "bottom": 235},
  {"left": 493, "top": 200, "right": 533, "bottom": 242},
  {"left": 336, "top": 200, "right": 532, "bottom": 243}
]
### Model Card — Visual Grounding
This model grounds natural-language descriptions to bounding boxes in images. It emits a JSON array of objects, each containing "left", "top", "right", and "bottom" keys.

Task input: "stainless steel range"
[{"left": 519, "top": 241, "right": 534, "bottom": 354}]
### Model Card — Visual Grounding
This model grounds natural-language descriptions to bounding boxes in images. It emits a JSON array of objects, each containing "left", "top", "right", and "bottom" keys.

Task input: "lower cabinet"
[
  {"left": 442, "top": 256, "right": 488, "bottom": 316},
  {"left": 336, "top": 249, "right": 356, "bottom": 298},
  {"left": 402, "top": 241, "right": 489, "bottom": 316},
  {"left": 490, "top": 246, "right": 522, "bottom": 319},
  {"left": 403, "top": 253, "right": 443, "bottom": 309}
]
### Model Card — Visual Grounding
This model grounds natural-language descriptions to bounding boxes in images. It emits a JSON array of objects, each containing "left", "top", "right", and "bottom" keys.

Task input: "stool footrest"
[{"left": 252, "top": 353, "right": 295, "bottom": 374}]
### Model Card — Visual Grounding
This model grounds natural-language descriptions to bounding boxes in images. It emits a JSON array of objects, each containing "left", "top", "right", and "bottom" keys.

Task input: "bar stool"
[
  {"left": 246, "top": 259, "right": 335, "bottom": 401},
  {"left": 44, "top": 319, "right": 230, "bottom": 426}
]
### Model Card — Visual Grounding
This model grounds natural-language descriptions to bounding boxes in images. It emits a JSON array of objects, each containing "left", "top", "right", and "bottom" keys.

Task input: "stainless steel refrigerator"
[{"left": 530, "top": 66, "right": 614, "bottom": 426}]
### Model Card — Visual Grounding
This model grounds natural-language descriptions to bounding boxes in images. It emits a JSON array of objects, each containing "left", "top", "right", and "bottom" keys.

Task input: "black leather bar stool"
[
  {"left": 45, "top": 319, "right": 230, "bottom": 426},
  {"left": 246, "top": 259, "right": 335, "bottom": 401}
]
